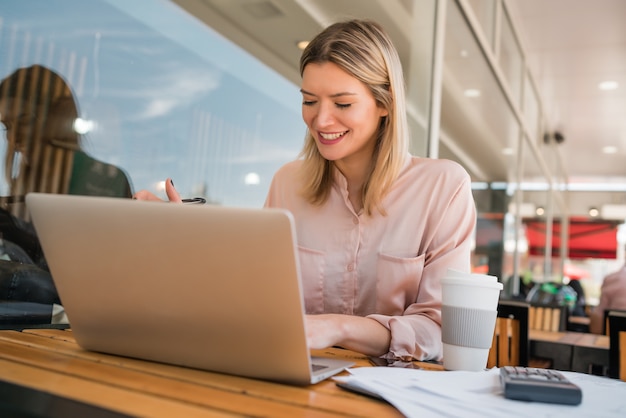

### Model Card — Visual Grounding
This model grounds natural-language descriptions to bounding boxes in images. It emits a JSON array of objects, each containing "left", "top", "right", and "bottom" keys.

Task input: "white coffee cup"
[{"left": 441, "top": 268, "right": 503, "bottom": 371}]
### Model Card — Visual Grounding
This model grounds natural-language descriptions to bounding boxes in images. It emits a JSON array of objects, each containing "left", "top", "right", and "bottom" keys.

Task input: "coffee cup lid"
[{"left": 442, "top": 268, "right": 503, "bottom": 289}]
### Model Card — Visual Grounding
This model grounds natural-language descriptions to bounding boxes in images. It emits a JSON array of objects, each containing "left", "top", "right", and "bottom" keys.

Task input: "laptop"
[{"left": 25, "top": 192, "right": 353, "bottom": 385}]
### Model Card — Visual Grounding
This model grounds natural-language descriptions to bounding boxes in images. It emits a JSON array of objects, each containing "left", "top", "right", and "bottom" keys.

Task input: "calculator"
[{"left": 500, "top": 366, "right": 582, "bottom": 405}]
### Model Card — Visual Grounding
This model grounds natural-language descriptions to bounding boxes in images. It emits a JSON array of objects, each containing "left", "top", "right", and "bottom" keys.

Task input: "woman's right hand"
[{"left": 132, "top": 178, "right": 183, "bottom": 203}]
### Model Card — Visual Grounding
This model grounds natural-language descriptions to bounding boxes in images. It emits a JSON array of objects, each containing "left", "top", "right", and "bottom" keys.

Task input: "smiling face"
[{"left": 301, "top": 62, "right": 388, "bottom": 174}]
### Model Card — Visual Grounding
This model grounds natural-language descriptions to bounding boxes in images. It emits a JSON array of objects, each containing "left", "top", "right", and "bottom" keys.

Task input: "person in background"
[
  {"left": 566, "top": 276, "right": 587, "bottom": 317},
  {"left": 0, "top": 65, "right": 133, "bottom": 211},
  {"left": 504, "top": 270, "right": 534, "bottom": 300},
  {"left": 0, "top": 65, "right": 133, "bottom": 309},
  {"left": 590, "top": 262, "right": 626, "bottom": 334},
  {"left": 135, "top": 19, "right": 476, "bottom": 361}
]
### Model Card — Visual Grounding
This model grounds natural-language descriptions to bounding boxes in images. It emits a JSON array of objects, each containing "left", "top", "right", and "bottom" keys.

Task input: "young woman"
[{"left": 135, "top": 19, "right": 476, "bottom": 362}]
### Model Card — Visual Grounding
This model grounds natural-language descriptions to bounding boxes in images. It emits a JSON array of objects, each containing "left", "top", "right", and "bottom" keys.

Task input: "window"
[{"left": 1, "top": 0, "right": 303, "bottom": 209}]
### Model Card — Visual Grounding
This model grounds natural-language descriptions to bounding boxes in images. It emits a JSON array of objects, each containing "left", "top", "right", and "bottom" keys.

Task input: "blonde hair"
[{"left": 298, "top": 19, "right": 409, "bottom": 216}]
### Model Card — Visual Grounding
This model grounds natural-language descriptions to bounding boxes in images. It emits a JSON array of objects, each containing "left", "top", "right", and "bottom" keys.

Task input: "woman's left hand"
[
  {"left": 305, "top": 313, "right": 391, "bottom": 356},
  {"left": 305, "top": 314, "right": 343, "bottom": 349}
]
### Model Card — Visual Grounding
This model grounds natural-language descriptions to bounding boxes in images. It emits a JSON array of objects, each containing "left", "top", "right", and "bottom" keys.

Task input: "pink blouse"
[{"left": 264, "top": 155, "right": 476, "bottom": 360}]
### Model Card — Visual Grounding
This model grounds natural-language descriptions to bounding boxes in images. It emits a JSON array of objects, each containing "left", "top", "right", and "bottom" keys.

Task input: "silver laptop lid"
[{"left": 26, "top": 192, "right": 325, "bottom": 385}]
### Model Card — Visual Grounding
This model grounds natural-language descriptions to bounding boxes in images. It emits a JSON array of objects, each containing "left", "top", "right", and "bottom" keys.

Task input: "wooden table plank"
[
  {"left": 574, "top": 333, "right": 610, "bottom": 349},
  {"left": 529, "top": 329, "right": 609, "bottom": 349},
  {"left": 0, "top": 358, "right": 235, "bottom": 418},
  {"left": 23, "top": 328, "right": 76, "bottom": 341},
  {"left": 0, "top": 330, "right": 402, "bottom": 418},
  {"left": 0, "top": 339, "right": 341, "bottom": 418},
  {"left": 529, "top": 329, "right": 584, "bottom": 344},
  {"left": 2, "top": 331, "right": 365, "bottom": 403},
  {"left": 568, "top": 316, "right": 590, "bottom": 326}
]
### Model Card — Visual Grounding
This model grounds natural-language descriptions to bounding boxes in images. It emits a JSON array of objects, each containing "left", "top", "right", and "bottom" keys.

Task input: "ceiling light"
[
  {"left": 602, "top": 146, "right": 618, "bottom": 154},
  {"left": 588, "top": 207, "right": 599, "bottom": 217},
  {"left": 464, "top": 89, "right": 481, "bottom": 98},
  {"left": 296, "top": 41, "right": 309, "bottom": 50},
  {"left": 598, "top": 81, "right": 618, "bottom": 91},
  {"left": 501, "top": 147, "right": 514, "bottom": 155},
  {"left": 535, "top": 206, "right": 545, "bottom": 217}
]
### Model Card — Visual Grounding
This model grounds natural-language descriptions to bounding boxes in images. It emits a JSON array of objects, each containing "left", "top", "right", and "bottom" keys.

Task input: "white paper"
[{"left": 335, "top": 367, "right": 626, "bottom": 418}]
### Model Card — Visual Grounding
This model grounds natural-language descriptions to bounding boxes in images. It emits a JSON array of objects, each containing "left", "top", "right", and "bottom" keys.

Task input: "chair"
[
  {"left": 608, "top": 310, "right": 626, "bottom": 380},
  {"left": 529, "top": 303, "right": 568, "bottom": 332},
  {"left": 488, "top": 300, "right": 529, "bottom": 368},
  {"left": 603, "top": 308, "right": 626, "bottom": 335}
]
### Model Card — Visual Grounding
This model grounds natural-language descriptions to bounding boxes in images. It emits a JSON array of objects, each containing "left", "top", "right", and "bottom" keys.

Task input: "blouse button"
[
  {"left": 352, "top": 217, "right": 359, "bottom": 224},
  {"left": 347, "top": 263, "right": 355, "bottom": 272}
]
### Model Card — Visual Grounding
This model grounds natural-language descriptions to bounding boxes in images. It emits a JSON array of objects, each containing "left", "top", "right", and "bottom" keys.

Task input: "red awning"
[{"left": 525, "top": 218, "right": 619, "bottom": 259}]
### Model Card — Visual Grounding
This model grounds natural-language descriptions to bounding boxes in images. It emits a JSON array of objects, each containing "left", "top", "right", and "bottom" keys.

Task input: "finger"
[
  {"left": 165, "top": 178, "right": 183, "bottom": 203},
  {"left": 132, "top": 190, "right": 163, "bottom": 202}
]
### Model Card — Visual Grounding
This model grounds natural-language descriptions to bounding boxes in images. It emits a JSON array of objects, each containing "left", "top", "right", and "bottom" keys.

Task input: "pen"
[{"left": 182, "top": 197, "right": 206, "bottom": 205}]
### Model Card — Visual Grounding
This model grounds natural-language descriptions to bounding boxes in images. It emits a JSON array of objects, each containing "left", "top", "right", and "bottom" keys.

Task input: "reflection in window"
[{"left": 1, "top": 0, "right": 304, "bottom": 209}]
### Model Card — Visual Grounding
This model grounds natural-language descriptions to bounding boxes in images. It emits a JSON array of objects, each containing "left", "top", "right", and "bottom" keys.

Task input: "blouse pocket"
[
  {"left": 376, "top": 252, "right": 425, "bottom": 315},
  {"left": 297, "top": 246, "right": 326, "bottom": 314}
]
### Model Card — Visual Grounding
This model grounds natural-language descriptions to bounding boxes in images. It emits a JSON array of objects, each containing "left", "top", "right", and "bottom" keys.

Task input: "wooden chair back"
[
  {"left": 528, "top": 303, "right": 567, "bottom": 332},
  {"left": 608, "top": 310, "right": 626, "bottom": 381},
  {"left": 603, "top": 308, "right": 626, "bottom": 336},
  {"left": 488, "top": 300, "right": 529, "bottom": 368}
]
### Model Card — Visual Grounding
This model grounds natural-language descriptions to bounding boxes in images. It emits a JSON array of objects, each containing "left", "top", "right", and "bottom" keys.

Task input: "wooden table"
[
  {"left": 0, "top": 328, "right": 442, "bottom": 417},
  {"left": 529, "top": 329, "right": 610, "bottom": 374},
  {"left": 568, "top": 316, "right": 591, "bottom": 327},
  {"left": 567, "top": 315, "right": 591, "bottom": 333}
]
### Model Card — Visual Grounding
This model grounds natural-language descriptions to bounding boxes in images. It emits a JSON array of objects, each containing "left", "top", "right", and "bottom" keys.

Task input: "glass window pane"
[
  {"left": 404, "top": 0, "right": 437, "bottom": 156},
  {"left": 498, "top": 9, "right": 524, "bottom": 107},
  {"left": 440, "top": 1, "right": 519, "bottom": 183},
  {"left": 523, "top": 73, "right": 542, "bottom": 144},
  {"left": 521, "top": 137, "right": 549, "bottom": 283},
  {"left": 1, "top": 0, "right": 304, "bottom": 211}
]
